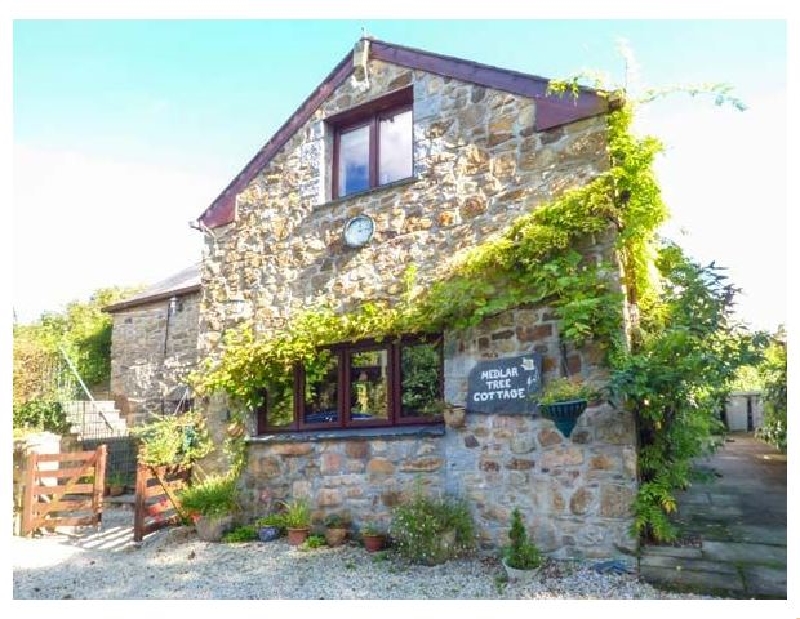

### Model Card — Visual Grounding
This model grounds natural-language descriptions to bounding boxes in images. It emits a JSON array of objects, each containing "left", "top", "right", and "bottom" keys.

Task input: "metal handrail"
[{"left": 58, "top": 346, "right": 114, "bottom": 432}]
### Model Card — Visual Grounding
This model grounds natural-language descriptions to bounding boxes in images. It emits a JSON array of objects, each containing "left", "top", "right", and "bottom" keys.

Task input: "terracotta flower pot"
[
  {"left": 109, "top": 484, "right": 125, "bottom": 497},
  {"left": 325, "top": 527, "right": 348, "bottom": 547},
  {"left": 287, "top": 527, "right": 310, "bottom": 546},
  {"left": 362, "top": 533, "right": 385, "bottom": 552}
]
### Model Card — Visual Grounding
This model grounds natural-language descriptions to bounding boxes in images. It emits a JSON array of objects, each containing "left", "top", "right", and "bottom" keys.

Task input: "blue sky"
[{"left": 12, "top": 19, "right": 787, "bottom": 331}]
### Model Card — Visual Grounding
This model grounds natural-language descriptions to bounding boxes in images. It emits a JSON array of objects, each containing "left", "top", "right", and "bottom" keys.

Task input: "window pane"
[
  {"left": 338, "top": 125, "right": 370, "bottom": 197},
  {"left": 350, "top": 349, "right": 389, "bottom": 421},
  {"left": 304, "top": 351, "right": 339, "bottom": 424},
  {"left": 264, "top": 376, "right": 295, "bottom": 429},
  {"left": 400, "top": 340, "right": 442, "bottom": 418},
  {"left": 379, "top": 109, "right": 412, "bottom": 185}
]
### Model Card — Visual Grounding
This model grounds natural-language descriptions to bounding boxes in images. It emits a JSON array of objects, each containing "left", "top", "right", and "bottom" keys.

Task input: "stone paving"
[{"left": 638, "top": 433, "right": 787, "bottom": 599}]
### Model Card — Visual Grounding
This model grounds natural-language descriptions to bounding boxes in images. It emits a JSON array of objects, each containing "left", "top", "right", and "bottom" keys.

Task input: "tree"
[{"left": 13, "top": 285, "right": 141, "bottom": 405}]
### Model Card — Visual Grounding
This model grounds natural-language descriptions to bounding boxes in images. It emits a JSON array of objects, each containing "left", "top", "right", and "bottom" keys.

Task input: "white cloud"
[{"left": 13, "top": 144, "right": 219, "bottom": 322}]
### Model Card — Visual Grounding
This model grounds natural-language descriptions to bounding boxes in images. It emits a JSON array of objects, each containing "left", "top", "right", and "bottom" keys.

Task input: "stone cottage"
[
  {"left": 105, "top": 263, "right": 201, "bottom": 426},
  {"left": 193, "top": 38, "right": 638, "bottom": 559}
]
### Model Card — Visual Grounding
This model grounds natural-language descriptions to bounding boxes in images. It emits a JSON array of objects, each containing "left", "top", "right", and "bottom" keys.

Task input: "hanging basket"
[{"left": 540, "top": 399, "right": 588, "bottom": 437}]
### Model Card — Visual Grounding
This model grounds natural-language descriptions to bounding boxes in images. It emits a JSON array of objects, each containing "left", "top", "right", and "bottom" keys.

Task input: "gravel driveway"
[{"left": 13, "top": 508, "right": 726, "bottom": 600}]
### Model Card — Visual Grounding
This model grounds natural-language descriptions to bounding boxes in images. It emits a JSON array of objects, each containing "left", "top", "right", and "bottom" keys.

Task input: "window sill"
[
  {"left": 246, "top": 423, "right": 445, "bottom": 445},
  {"left": 321, "top": 177, "right": 419, "bottom": 210}
]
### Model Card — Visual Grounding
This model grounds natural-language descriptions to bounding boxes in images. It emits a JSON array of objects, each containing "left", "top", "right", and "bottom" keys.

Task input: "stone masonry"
[
  {"left": 198, "top": 43, "right": 637, "bottom": 559},
  {"left": 109, "top": 291, "right": 200, "bottom": 425}
]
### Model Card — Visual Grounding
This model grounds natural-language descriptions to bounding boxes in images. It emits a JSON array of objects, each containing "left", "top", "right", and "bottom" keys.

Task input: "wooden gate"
[
  {"left": 21, "top": 445, "right": 107, "bottom": 536},
  {"left": 133, "top": 463, "right": 191, "bottom": 543}
]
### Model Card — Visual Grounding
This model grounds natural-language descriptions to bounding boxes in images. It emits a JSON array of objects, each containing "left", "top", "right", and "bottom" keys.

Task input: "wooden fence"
[
  {"left": 133, "top": 463, "right": 191, "bottom": 543},
  {"left": 21, "top": 445, "right": 107, "bottom": 536}
]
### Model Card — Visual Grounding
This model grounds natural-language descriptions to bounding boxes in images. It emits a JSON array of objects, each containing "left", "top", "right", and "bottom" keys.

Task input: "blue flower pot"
[
  {"left": 258, "top": 525, "right": 281, "bottom": 542},
  {"left": 540, "top": 399, "right": 588, "bottom": 437}
]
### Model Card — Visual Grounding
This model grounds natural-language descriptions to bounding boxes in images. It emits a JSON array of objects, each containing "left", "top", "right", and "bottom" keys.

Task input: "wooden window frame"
[
  {"left": 256, "top": 334, "right": 443, "bottom": 435},
  {"left": 330, "top": 87, "right": 414, "bottom": 200}
]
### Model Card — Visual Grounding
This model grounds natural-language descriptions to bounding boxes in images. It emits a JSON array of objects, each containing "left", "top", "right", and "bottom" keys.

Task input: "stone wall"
[
  {"left": 242, "top": 306, "right": 637, "bottom": 559},
  {"left": 199, "top": 53, "right": 636, "bottom": 558},
  {"left": 245, "top": 432, "right": 445, "bottom": 532},
  {"left": 109, "top": 292, "right": 200, "bottom": 425}
]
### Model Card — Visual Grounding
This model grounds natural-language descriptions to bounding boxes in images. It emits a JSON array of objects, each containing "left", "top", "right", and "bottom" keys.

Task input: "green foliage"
[
  {"left": 727, "top": 364, "right": 765, "bottom": 392},
  {"left": 13, "top": 286, "right": 142, "bottom": 402},
  {"left": 131, "top": 410, "right": 213, "bottom": 467},
  {"left": 389, "top": 489, "right": 476, "bottom": 566},
  {"left": 280, "top": 498, "right": 311, "bottom": 528},
  {"left": 759, "top": 329, "right": 787, "bottom": 452},
  {"left": 538, "top": 377, "right": 598, "bottom": 405},
  {"left": 222, "top": 525, "right": 258, "bottom": 543},
  {"left": 178, "top": 474, "right": 238, "bottom": 518},
  {"left": 255, "top": 513, "right": 287, "bottom": 531},
  {"left": 107, "top": 471, "right": 126, "bottom": 487},
  {"left": 611, "top": 243, "right": 768, "bottom": 542},
  {"left": 300, "top": 534, "right": 327, "bottom": 550},
  {"left": 361, "top": 523, "right": 383, "bottom": 536},
  {"left": 324, "top": 513, "right": 348, "bottom": 528},
  {"left": 502, "top": 508, "right": 542, "bottom": 570},
  {"left": 12, "top": 400, "right": 69, "bottom": 434}
]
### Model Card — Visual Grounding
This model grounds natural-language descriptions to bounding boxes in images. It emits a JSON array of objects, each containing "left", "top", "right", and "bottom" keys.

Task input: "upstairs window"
[{"left": 330, "top": 87, "right": 413, "bottom": 199}]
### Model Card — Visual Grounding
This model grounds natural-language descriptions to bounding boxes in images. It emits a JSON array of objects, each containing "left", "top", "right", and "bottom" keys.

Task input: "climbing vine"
[{"left": 193, "top": 66, "right": 761, "bottom": 545}]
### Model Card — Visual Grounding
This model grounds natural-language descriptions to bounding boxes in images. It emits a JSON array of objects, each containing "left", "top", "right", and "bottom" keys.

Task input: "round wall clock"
[{"left": 343, "top": 213, "right": 375, "bottom": 248}]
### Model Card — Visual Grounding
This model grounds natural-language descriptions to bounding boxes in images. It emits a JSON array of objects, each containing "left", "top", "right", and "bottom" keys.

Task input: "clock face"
[{"left": 343, "top": 214, "right": 375, "bottom": 248}]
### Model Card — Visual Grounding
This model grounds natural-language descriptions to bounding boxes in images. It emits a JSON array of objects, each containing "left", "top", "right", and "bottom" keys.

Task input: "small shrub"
[
  {"left": 255, "top": 513, "right": 286, "bottom": 533},
  {"left": 300, "top": 534, "right": 326, "bottom": 551},
  {"left": 222, "top": 525, "right": 258, "bottom": 543},
  {"left": 280, "top": 498, "right": 311, "bottom": 528},
  {"left": 178, "top": 474, "right": 237, "bottom": 518},
  {"left": 131, "top": 410, "right": 213, "bottom": 467},
  {"left": 324, "top": 513, "right": 348, "bottom": 528},
  {"left": 502, "top": 508, "right": 542, "bottom": 570},
  {"left": 13, "top": 400, "right": 69, "bottom": 434},
  {"left": 389, "top": 489, "right": 476, "bottom": 565}
]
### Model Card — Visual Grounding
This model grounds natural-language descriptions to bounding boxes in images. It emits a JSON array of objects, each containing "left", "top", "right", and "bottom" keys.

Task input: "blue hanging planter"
[{"left": 540, "top": 399, "right": 588, "bottom": 437}]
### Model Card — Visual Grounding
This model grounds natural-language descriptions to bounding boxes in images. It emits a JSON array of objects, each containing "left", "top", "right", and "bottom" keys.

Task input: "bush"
[
  {"left": 222, "top": 525, "right": 258, "bottom": 543},
  {"left": 178, "top": 474, "right": 238, "bottom": 518},
  {"left": 280, "top": 498, "right": 311, "bottom": 528},
  {"left": 502, "top": 508, "right": 542, "bottom": 570},
  {"left": 389, "top": 490, "right": 476, "bottom": 565},
  {"left": 13, "top": 400, "right": 69, "bottom": 434},
  {"left": 131, "top": 410, "right": 213, "bottom": 467}
]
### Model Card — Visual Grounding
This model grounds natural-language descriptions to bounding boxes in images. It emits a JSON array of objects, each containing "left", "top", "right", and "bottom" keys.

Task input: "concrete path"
[{"left": 638, "top": 433, "right": 787, "bottom": 599}]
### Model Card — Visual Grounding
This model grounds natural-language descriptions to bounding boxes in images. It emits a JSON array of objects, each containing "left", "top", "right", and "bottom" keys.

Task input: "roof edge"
[
  {"left": 198, "top": 48, "right": 355, "bottom": 228},
  {"left": 198, "top": 38, "right": 611, "bottom": 229},
  {"left": 104, "top": 284, "right": 201, "bottom": 314}
]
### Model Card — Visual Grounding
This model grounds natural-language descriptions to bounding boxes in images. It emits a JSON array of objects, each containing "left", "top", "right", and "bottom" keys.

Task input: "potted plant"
[
  {"left": 324, "top": 514, "right": 350, "bottom": 547},
  {"left": 281, "top": 498, "right": 311, "bottom": 546},
  {"left": 255, "top": 513, "right": 285, "bottom": 542},
  {"left": 538, "top": 377, "right": 598, "bottom": 437},
  {"left": 107, "top": 471, "right": 126, "bottom": 497},
  {"left": 501, "top": 508, "right": 543, "bottom": 584},
  {"left": 361, "top": 523, "right": 386, "bottom": 552},
  {"left": 178, "top": 474, "right": 238, "bottom": 542}
]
